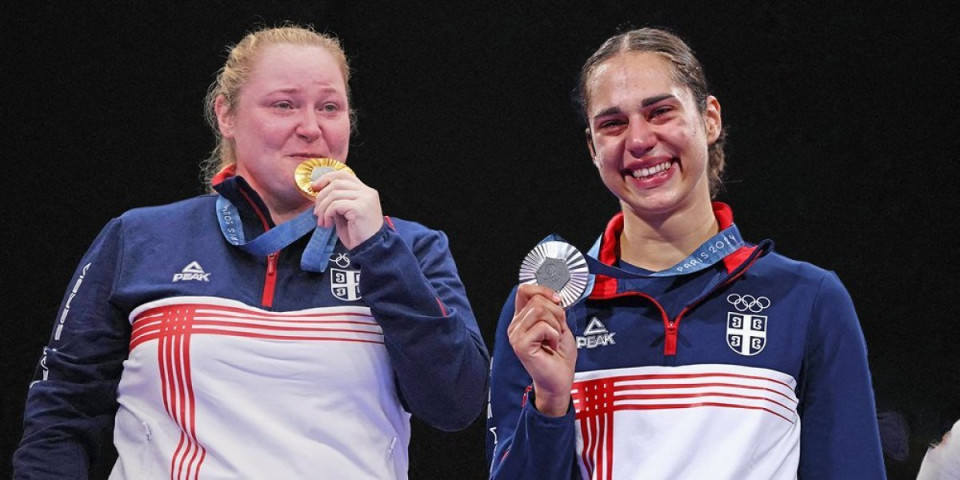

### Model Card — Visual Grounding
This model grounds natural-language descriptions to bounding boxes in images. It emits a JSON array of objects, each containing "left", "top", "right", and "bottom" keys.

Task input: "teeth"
[{"left": 631, "top": 161, "right": 671, "bottom": 178}]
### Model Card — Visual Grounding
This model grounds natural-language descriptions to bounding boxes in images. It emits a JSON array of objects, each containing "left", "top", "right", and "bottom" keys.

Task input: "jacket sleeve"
[
  {"left": 349, "top": 221, "right": 489, "bottom": 431},
  {"left": 14, "top": 219, "right": 131, "bottom": 479},
  {"left": 797, "top": 272, "right": 885, "bottom": 479},
  {"left": 487, "top": 287, "right": 580, "bottom": 479}
]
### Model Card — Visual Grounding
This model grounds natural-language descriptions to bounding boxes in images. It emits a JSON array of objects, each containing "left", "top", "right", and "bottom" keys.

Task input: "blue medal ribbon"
[
  {"left": 215, "top": 195, "right": 338, "bottom": 273},
  {"left": 584, "top": 224, "right": 745, "bottom": 279},
  {"left": 537, "top": 224, "right": 746, "bottom": 306}
]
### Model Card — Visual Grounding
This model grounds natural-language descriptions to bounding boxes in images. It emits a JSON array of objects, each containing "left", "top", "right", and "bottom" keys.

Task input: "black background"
[{"left": 4, "top": 2, "right": 959, "bottom": 478}]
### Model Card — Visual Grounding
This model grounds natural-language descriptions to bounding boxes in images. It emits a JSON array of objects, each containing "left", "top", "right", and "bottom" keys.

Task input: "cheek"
[
  {"left": 253, "top": 122, "right": 297, "bottom": 150},
  {"left": 238, "top": 115, "right": 284, "bottom": 143},
  {"left": 594, "top": 152, "right": 622, "bottom": 178},
  {"left": 664, "top": 122, "right": 703, "bottom": 151},
  {"left": 596, "top": 141, "right": 626, "bottom": 170},
  {"left": 326, "top": 121, "right": 352, "bottom": 150},
  {"left": 332, "top": 124, "right": 351, "bottom": 143}
]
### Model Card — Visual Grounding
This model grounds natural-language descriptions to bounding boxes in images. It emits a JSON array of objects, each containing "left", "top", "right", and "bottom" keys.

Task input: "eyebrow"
[
  {"left": 268, "top": 85, "right": 342, "bottom": 95},
  {"left": 641, "top": 94, "right": 676, "bottom": 107},
  {"left": 591, "top": 93, "right": 677, "bottom": 120},
  {"left": 266, "top": 87, "right": 303, "bottom": 95}
]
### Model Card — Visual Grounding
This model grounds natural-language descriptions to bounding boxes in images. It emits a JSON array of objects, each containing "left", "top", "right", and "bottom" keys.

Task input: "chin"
[{"left": 623, "top": 191, "right": 687, "bottom": 215}]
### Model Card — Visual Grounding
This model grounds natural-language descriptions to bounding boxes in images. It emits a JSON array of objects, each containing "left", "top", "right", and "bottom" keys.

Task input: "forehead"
[
  {"left": 246, "top": 43, "right": 346, "bottom": 90},
  {"left": 586, "top": 52, "right": 688, "bottom": 109}
]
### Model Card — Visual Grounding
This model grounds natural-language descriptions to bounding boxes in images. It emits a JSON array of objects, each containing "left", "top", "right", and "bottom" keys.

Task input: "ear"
[
  {"left": 214, "top": 95, "right": 235, "bottom": 139},
  {"left": 703, "top": 95, "right": 722, "bottom": 143},
  {"left": 585, "top": 127, "right": 600, "bottom": 166}
]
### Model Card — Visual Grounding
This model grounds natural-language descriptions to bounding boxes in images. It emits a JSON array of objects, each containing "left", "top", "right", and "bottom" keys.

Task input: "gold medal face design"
[{"left": 294, "top": 158, "right": 355, "bottom": 199}]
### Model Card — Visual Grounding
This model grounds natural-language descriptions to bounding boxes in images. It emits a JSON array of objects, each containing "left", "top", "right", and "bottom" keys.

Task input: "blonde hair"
[{"left": 201, "top": 25, "right": 352, "bottom": 190}]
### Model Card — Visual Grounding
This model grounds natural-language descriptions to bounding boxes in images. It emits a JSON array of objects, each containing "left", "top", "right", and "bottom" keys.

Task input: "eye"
[
  {"left": 272, "top": 101, "right": 294, "bottom": 110},
  {"left": 321, "top": 102, "right": 340, "bottom": 113},
  {"left": 597, "top": 118, "right": 625, "bottom": 129},
  {"left": 649, "top": 106, "right": 672, "bottom": 118}
]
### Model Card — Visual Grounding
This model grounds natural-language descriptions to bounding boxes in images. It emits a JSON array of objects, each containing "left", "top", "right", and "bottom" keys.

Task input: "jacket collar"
[
  {"left": 212, "top": 169, "right": 276, "bottom": 230},
  {"left": 590, "top": 202, "right": 758, "bottom": 297}
]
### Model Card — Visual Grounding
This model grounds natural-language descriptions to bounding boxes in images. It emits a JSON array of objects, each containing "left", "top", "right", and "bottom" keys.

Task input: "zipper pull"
[
  {"left": 664, "top": 321, "right": 678, "bottom": 356},
  {"left": 267, "top": 252, "right": 278, "bottom": 275}
]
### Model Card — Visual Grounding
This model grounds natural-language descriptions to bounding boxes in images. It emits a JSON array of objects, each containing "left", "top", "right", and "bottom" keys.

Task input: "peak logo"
[
  {"left": 173, "top": 261, "right": 211, "bottom": 282},
  {"left": 576, "top": 318, "right": 616, "bottom": 349}
]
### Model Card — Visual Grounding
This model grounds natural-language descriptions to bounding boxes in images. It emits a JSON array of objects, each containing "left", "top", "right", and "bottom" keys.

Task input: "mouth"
[
  {"left": 624, "top": 159, "right": 675, "bottom": 180},
  {"left": 289, "top": 153, "right": 331, "bottom": 160}
]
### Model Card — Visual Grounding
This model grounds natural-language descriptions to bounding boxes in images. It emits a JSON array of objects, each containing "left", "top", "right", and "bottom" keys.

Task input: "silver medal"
[{"left": 519, "top": 241, "right": 589, "bottom": 308}]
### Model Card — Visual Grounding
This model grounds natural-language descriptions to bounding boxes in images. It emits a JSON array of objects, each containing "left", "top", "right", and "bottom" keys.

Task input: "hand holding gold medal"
[
  {"left": 294, "top": 157, "right": 383, "bottom": 250},
  {"left": 294, "top": 158, "right": 356, "bottom": 199}
]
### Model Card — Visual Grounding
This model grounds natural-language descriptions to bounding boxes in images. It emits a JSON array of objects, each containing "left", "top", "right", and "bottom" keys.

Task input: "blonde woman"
[{"left": 16, "top": 25, "right": 488, "bottom": 479}]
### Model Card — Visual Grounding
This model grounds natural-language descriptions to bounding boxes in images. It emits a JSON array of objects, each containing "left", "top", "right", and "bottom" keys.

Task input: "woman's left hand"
[{"left": 312, "top": 170, "right": 384, "bottom": 250}]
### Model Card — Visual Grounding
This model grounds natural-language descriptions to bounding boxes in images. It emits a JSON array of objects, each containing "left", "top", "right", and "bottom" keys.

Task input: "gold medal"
[{"left": 294, "top": 158, "right": 355, "bottom": 199}]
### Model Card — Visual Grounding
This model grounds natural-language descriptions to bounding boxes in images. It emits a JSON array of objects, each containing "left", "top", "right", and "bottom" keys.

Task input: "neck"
[
  {"left": 619, "top": 200, "right": 719, "bottom": 271},
  {"left": 233, "top": 170, "right": 312, "bottom": 226},
  {"left": 245, "top": 189, "right": 311, "bottom": 227},
  {"left": 263, "top": 190, "right": 314, "bottom": 225},
  {"left": 270, "top": 205, "right": 309, "bottom": 225}
]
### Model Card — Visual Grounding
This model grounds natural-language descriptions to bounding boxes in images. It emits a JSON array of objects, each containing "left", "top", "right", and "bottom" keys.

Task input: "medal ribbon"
[
  {"left": 584, "top": 224, "right": 745, "bottom": 279},
  {"left": 215, "top": 195, "right": 337, "bottom": 273}
]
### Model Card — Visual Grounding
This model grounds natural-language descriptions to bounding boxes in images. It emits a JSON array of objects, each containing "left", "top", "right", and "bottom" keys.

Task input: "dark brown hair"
[{"left": 577, "top": 28, "right": 727, "bottom": 195}]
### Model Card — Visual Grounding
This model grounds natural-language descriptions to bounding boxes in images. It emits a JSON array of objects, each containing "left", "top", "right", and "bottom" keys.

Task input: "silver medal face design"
[{"left": 519, "top": 241, "right": 589, "bottom": 308}]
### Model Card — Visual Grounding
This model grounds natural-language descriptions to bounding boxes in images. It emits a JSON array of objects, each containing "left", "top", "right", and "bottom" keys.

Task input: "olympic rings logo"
[
  {"left": 332, "top": 253, "right": 351, "bottom": 268},
  {"left": 726, "top": 294, "right": 771, "bottom": 313}
]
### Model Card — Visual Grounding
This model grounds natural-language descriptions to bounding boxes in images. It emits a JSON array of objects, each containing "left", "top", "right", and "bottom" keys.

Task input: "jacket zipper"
[
  {"left": 597, "top": 290, "right": 676, "bottom": 356},
  {"left": 591, "top": 242, "right": 772, "bottom": 357},
  {"left": 664, "top": 320, "right": 678, "bottom": 356},
  {"left": 235, "top": 187, "right": 281, "bottom": 308},
  {"left": 663, "top": 242, "right": 771, "bottom": 356},
  {"left": 262, "top": 252, "right": 278, "bottom": 307}
]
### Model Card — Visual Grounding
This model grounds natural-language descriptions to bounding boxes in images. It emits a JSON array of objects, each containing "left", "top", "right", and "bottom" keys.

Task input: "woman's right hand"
[
  {"left": 311, "top": 170, "right": 384, "bottom": 250},
  {"left": 507, "top": 283, "right": 577, "bottom": 417}
]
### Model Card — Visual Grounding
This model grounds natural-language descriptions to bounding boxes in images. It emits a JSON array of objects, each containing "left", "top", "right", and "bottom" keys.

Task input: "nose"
[
  {"left": 626, "top": 119, "right": 656, "bottom": 157},
  {"left": 295, "top": 110, "right": 322, "bottom": 142}
]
